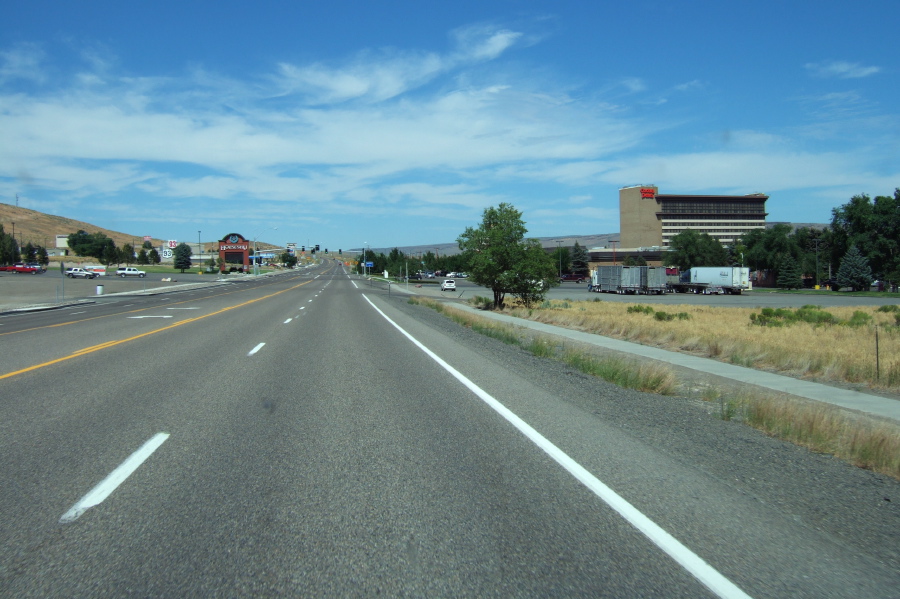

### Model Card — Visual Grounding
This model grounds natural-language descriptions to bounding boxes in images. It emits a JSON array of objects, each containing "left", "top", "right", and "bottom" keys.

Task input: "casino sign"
[{"left": 217, "top": 233, "right": 250, "bottom": 272}]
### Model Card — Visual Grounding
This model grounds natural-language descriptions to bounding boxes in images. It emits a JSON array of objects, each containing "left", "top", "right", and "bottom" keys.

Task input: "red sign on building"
[{"left": 640, "top": 187, "right": 656, "bottom": 199}]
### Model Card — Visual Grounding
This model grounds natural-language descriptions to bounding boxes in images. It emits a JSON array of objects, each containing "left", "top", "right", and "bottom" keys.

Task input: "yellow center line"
[
  {"left": 0, "top": 279, "right": 314, "bottom": 381},
  {"left": 0, "top": 272, "right": 311, "bottom": 337}
]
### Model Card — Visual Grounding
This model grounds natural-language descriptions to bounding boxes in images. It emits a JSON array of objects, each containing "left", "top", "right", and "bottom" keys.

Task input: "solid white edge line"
[
  {"left": 60, "top": 432, "right": 170, "bottom": 524},
  {"left": 248, "top": 342, "right": 266, "bottom": 356},
  {"left": 361, "top": 294, "right": 751, "bottom": 599}
]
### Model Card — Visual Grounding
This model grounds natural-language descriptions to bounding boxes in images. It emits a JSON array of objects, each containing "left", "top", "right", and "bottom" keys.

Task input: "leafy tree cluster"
[
  {"left": 457, "top": 203, "right": 558, "bottom": 308},
  {"left": 0, "top": 225, "right": 50, "bottom": 266},
  {"left": 830, "top": 190, "right": 900, "bottom": 284},
  {"left": 67, "top": 230, "right": 146, "bottom": 267},
  {"left": 0, "top": 224, "right": 21, "bottom": 264},
  {"left": 663, "top": 229, "right": 730, "bottom": 270},
  {"left": 354, "top": 246, "right": 470, "bottom": 278}
]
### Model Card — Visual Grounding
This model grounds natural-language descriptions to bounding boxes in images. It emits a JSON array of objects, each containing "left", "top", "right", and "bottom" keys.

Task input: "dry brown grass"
[{"left": 505, "top": 300, "right": 900, "bottom": 391}]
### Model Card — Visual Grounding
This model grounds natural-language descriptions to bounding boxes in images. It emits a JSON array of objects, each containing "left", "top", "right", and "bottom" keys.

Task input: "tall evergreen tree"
[
  {"left": 776, "top": 255, "right": 803, "bottom": 289},
  {"left": 173, "top": 242, "right": 193, "bottom": 272},
  {"left": 836, "top": 245, "right": 873, "bottom": 292},
  {"left": 570, "top": 241, "right": 589, "bottom": 275}
]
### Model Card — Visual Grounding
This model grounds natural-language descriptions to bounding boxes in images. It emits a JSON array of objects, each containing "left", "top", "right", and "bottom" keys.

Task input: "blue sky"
[{"left": 1, "top": 1, "right": 897, "bottom": 252}]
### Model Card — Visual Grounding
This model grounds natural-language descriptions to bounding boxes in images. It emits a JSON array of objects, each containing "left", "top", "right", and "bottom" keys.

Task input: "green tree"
[
  {"left": 119, "top": 243, "right": 135, "bottom": 266},
  {"left": 136, "top": 249, "right": 150, "bottom": 264},
  {"left": 829, "top": 190, "right": 900, "bottom": 282},
  {"left": 622, "top": 255, "right": 647, "bottom": 266},
  {"left": 551, "top": 246, "right": 571, "bottom": 277},
  {"left": 570, "top": 241, "right": 590, "bottom": 275},
  {"left": 173, "top": 242, "right": 193, "bottom": 272},
  {"left": 36, "top": 246, "right": 49, "bottom": 266},
  {"left": 100, "top": 241, "right": 119, "bottom": 267},
  {"left": 457, "top": 203, "right": 557, "bottom": 308},
  {"left": 280, "top": 251, "right": 298, "bottom": 268},
  {"left": 0, "top": 225, "right": 20, "bottom": 264},
  {"left": 663, "top": 229, "right": 729, "bottom": 270},
  {"left": 67, "top": 230, "right": 115, "bottom": 261},
  {"left": 22, "top": 242, "right": 36, "bottom": 263},
  {"left": 149, "top": 248, "right": 161, "bottom": 265},
  {"left": 510, "top": 239, "right": 559, "bottom": 307},
  {"left": 776, "top": 255, "right": 803, "bottom": 289},
  {"left": 836, "top": 245, "right": 873, "bottom": 292}
]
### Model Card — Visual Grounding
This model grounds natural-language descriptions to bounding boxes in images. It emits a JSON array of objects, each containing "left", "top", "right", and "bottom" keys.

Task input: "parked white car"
[
  {"left": 65, "top": 267, "right": 97, "bottom": 279},
  {"left": 440, "top": 279, "right": 456, "bottom": 291}
]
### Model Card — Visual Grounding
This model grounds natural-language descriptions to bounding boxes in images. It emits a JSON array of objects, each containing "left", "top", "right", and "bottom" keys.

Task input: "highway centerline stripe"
[
  {"left": 362, "top": 294, "right": 751, "bottom": 599},
  {"left": 60, "top": 432, "right": 170, "bottom": 524},
  {"left": 248, "top": 343, "right": 266, "bottom": 356},
  {"left": 0, "top": 279, "right": 314, "bottom": 380}
]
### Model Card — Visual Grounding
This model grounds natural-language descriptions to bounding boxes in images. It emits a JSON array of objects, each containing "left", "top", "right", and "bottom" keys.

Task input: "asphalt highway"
[{"left": 1, "top": 262, "right": 898, "bottom": 597}]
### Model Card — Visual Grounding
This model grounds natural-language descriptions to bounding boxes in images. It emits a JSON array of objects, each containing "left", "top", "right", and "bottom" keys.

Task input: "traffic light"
[
  {"left": 339, "top": 249, "right": 342, "bottom": 255},
  {"left": 315, "top": 244, "right": 320, "bottom": 252},
  {"left": 324, "top": 248, "right": 328, "bottom": 253},
  {"left": 301, "top": 246, "right": 305, "bottom": 252}
]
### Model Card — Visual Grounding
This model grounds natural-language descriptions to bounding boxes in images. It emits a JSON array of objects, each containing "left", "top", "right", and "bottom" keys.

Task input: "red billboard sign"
[{"left": 640, "top": 188, "right": 655, "bottom": 198}]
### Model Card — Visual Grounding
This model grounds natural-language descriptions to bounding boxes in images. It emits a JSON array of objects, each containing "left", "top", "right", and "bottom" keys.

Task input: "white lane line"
[
  {"left": 166, "top": 307, "right": 200, "bottom": 310},
  {"left": 248, "top": 343, "right": 266, "bottom": 356},
  {"left": 70, "top": 311, "right": 86, "bottom": 315},
  {"left": 299, "top": 307, "right": 305, "bottom": 310},
  {"left": 127, "top": 316, "right": 173, "bottom": 319},
  {"left": 308, "top": 299, "right": 313, "bottom": 303},
  {"left": 284, "top": 318, "right": 293, "bottom": 324},
  {"left": 60, "top": 432, "right": 170, "bottom": 524},
  {"left": 361, "top": 295, "right": 751, "bottom": 599}
]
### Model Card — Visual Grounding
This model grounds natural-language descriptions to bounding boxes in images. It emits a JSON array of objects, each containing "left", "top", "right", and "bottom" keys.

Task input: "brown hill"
[{"left": 0, "top": 202, "right": 165, "bottom": 251}]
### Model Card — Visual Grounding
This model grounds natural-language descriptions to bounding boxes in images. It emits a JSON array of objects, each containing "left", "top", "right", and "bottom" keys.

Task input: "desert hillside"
[{"left": 0, "top": 203, "right": 164, "bottom": 250}]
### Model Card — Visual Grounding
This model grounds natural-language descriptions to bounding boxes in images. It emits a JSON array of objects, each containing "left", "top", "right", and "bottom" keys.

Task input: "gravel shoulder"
[{"left": 382, "top": 289, "right": 900, "bottom": 575}]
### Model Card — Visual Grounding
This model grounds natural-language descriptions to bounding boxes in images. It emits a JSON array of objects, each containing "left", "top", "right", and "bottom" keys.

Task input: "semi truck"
[
  {"left": 669, "top": 266, "right": 750, "bottom": 295},
  {"left": 588, "top": 265, "right": 667, "bottom": 294}
]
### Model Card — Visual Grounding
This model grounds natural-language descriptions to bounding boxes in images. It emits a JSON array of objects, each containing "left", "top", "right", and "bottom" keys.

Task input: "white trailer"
[{"left": 670, "top": 266, "right": 750, "bottom": 294}]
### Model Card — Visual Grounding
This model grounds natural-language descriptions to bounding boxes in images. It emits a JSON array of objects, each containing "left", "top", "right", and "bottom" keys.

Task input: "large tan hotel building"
[{"left": 619, "top": 185, "right": 768, "bottom": 249}]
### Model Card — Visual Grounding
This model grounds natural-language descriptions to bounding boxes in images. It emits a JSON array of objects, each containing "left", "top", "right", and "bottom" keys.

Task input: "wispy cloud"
[
  {"left": 805, "top": 60, "right": 880, "bottom": 79},
  {"left": 0, "top": 43, "right": 46, "bottom": 84}
]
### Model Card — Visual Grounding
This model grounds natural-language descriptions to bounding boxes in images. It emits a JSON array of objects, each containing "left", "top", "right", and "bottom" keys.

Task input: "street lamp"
[
  {"left": 555, "top": 240, "right": 563, "bottom": 279},
  {"left": 362, "top": 242, "right": 367, "bottom": 276},
  {"left": 198, "top": 230, "right": 202, "bottom": 272}
]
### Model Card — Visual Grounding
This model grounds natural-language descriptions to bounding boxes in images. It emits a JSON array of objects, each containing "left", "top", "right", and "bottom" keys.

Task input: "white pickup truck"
[{"left": 115, "top": 266, "right": 146, "bottom": 278}]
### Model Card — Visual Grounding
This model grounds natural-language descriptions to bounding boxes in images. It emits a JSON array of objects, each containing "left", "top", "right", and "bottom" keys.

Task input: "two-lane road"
[{"left": 1, "top": 263, "right": 898, "bottom": 597}]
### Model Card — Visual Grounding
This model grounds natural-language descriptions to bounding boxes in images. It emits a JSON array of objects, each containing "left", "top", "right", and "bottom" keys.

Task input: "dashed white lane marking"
[
  {"left": 248, "top": 343, "right": 266, "bottom": 356},
  {"left": 284, "top": 318, "right": 292, "bottom": 324},
  {"left": 127, "top": 316, "right": 173, "bottom": 319},
  {"left": 166, "top": 307, "right": 200, "bottom": 310},
  {"left": 60, "top": 432, "right": 170, "bottom": 524},
  {"left": 362, "top": 294, "right": 752, "bottom": 599},
  {"left": 70, "top": 311, "right": 86, "bottom": 315}
]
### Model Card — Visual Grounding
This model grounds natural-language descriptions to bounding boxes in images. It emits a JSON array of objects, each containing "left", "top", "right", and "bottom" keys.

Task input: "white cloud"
[
  {"left": 0, "top": 43, "right": 45, "bottom": 83},
  {"left": 450, "top": 23, "right": 522, "bottom": 61},
  {"left": 805, "top": 60, "right": 880, "bottom": 79}
]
